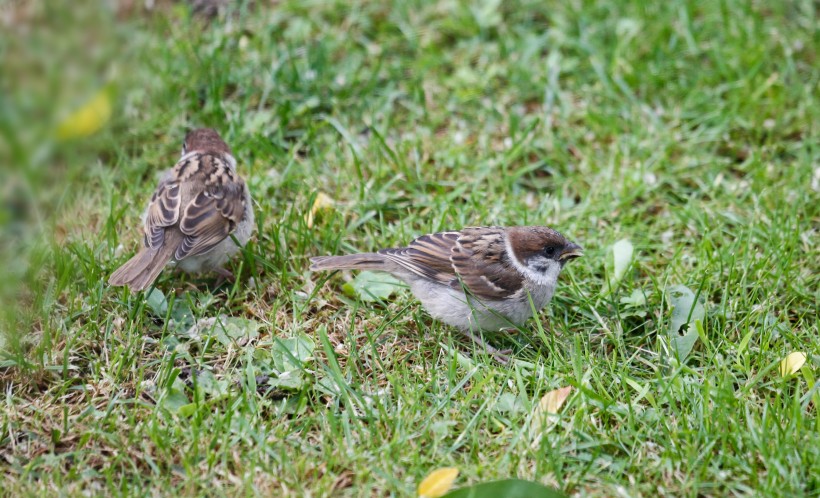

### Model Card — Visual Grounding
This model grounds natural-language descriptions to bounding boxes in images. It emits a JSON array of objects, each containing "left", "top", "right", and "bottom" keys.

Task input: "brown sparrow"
[
  {"left": 310, "top": 226, "right": 582, "bottom": 359},
  {"left": 109, "top": 128, "right": 255, "bottom": 291}
]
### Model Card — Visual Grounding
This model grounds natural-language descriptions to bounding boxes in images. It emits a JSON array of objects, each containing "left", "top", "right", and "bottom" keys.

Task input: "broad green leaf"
[
  {"left": 195, "top": 370, "right": 228, "bottom": 397},
  {"left": 671, "top": 322, "right": 700, "bottom": 361},
  {"left": 184, "top": 316, "right": 260, "bottom": 346},
  {"left": 162, "top": 389, "right": 189, "bottom": 414},
  {"left": 620, "top": 289, "right": 646, "bottom": 307},
  {"left": 271, "top": 334, "right": 315, "bottom": 372},
  {"left": 418, "top": 467, "right": 459, "bottom": 498},
  {"left": 214, "top": 317, "right": 261, "bottom": 346},
  {"left": 665, "top": 285, "right": 706, "bottom": 361},
  {"left": 145, "top": 289, "right": 194, "bottom": 333},
  {"left": 177, "top": 403, "right": 197, "bottom": 417},
  {"left": 493, "top": 392, "right": 526, "bottom": 415},
  {"left": 145, "top": 288, "right": 168, "bottom": 317},
  {"left": 315, "top": 376, "right": 343, "bottom": 397},
  {"left": 442, "top": 479, "right": 567, "bottom": 498},
  {"left": 342, "top": 271, "right": 403, "bottom": 302},
  {"left": 169, "top": 300, "right": 195, "bottom": 332},
  {"left": 619, "top": 289, "right": 647, "bottom": 317},
  {"left": 267, "top": 370, "right": 308, "bottom": 391},
  {"left": 246, "top": 334, "right": 317, "bottom": 391}
]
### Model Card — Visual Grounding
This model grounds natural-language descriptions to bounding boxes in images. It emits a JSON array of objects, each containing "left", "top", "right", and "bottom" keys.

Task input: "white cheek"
[
  {"left": 523, "top": 258, "right": 561, "bottom": 286},
  {"left": 503, "top": 236, "right": 563, "bottom": 286},
  {"left": 546, "top": 260, "right": 561, "bottom": 280}
]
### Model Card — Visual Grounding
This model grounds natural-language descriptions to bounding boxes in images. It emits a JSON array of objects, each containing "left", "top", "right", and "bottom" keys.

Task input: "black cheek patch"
[{"left": 528, "top": 257, "right": 549, "bottom": 273}]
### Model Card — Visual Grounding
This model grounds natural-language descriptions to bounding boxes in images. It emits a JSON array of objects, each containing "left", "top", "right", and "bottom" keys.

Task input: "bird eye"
[{"left": 543, "top": 246, "right": 557, "bottom": 258}]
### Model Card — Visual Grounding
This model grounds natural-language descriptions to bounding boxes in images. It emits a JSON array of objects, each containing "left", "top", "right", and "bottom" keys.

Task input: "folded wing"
[
  {"left": 380, "top": 227, "right": 524, "bottom": 300},
  {"left": 142, "top": 153, "right": 246, "bottom": 261}
]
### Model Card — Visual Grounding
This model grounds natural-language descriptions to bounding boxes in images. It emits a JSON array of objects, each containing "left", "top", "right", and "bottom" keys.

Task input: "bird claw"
[
  {"left": 462, "top": 330, "right": 513, "bottom": 365},
  {"left": 213, "top": 267, "right": 236, "bottom": 287}
]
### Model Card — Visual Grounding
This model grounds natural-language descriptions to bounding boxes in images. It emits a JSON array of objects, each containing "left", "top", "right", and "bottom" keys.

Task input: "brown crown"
[
  {"left": 183, "top": 128, "right": 231, "bottom": 154},
  {"left": 505, "top": 226, "right": 572, "bottom": 262}
]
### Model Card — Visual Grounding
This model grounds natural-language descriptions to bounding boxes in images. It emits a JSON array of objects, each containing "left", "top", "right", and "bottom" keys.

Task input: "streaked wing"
[
  {"left": 379, "top": 231, "right": 460, "bottom": 285},
  {"left": 175, "top": 180, "right": 246, "bottom": 260},
  {"left": 449, "top": 227, "right": 524, "bottom": 300},
  {"left": 379, "top": 227, "right": 525, "bottom": 300},
  {"left": 143, "top": 181, "right": 181, "bottom": 248}
]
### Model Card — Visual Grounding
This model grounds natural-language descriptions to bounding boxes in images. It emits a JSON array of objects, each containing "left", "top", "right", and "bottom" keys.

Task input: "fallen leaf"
[
  {"left": 532, "top": 386, "right": 572, "bottom": 430},
  {"left": 418, "top": 467, "right": 459, "bottom": 498},
  {"left": 780, "top": 352, "right": 807, "bottom": 377},
  {"left": 56, "top": 87, "right": 112, "bottom": 140},
  {"left": 611, "top": 239, "right": 634, "bottom": 283},
  {"left": 541, "top": 386, "right": 572, "bottom": 414},
  {"left": 665, "top": 284, "right": 706, "bottom": 361},
  {"left": 306, "top": 191, "right": 335, "bottom": 228}
]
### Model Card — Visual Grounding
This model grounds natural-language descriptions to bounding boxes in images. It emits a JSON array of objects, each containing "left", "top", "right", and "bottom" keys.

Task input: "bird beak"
[{"left": 559, "top": 242, "right": 583, "bottom": 261}]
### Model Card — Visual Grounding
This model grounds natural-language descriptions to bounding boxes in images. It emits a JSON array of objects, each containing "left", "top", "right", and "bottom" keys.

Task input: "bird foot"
[
  {"left": 213, "top": 267, "right": 236, "bottom": 287},
  {"left": 462, "top": 330, "right": 512, "bottom": 365}
]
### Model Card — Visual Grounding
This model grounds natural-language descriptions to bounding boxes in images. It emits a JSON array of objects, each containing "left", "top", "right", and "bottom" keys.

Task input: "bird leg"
[
  {"left": 461, "top": 330, "right": 512, "bottom": 365},
  {"left": 213, "top": 267, "right": 236, "bottom": 287}
]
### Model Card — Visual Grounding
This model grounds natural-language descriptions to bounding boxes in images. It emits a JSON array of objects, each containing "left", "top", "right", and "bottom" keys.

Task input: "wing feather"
[
  {"left": 379, "top": 227, "right": 525, "bottom": 300},
  {"left": 449, "top": 227, "right": 524, "bottom": 300},
  {"left": 140, "top": 152, "right": 247, "bottom": 261},
  {"left": 143, "top": 182, "right": 181, "bottom": 248},
  {"left": 379, "top": 231, "right": 459, "bottom": 283},
  {"left": 175, "top": 182, "right": 245, "bottom": 259}
]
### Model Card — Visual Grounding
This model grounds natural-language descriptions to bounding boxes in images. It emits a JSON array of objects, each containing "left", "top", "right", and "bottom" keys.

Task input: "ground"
[{"left": 1, "top": 0, "right": 818, "bottom": 496}]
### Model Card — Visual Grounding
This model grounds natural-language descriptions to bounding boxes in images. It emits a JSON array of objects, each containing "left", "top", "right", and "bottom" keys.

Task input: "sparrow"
[
  {"left": 109, "top": 128, "right": 255, "bottom": 291},
  {"left": 310, "top": 226, "right": 582, "bottom": 361}
]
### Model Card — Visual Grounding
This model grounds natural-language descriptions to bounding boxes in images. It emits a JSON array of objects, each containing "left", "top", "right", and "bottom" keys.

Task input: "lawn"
[{"left": 1, "top": 0, "right": 818, "bottom": 496}]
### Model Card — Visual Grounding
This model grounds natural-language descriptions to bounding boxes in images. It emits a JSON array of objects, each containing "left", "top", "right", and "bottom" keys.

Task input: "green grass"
[{"left": 1, "top": 0, "right": 818, "bottom": 496}]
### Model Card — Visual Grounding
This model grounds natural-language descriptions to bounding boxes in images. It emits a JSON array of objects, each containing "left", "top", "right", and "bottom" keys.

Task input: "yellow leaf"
[
  {"left": 532, "top": 386, "right": 572, "bottom": 429},
  {"left": 418, "top": 467, "right": 459, "bottom": 498},
  {"left": 780, "top": 352, "right": 807, "bottom": 377},
  {"left": 541, "top": 386, "right": 572, "bottom": 415},
  {"left": 56, "top": 88, "right": 112, "bottom": 140},
  {"left": 306, "top": 191, "right": 335, "bottom": 228}
]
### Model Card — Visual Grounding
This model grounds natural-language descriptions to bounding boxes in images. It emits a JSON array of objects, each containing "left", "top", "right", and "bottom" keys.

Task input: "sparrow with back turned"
[
  {"left": 310, "top": 226, "right": 582, "bottom": 361},
  {"left": 109, "top": 128, "right": 255, "bottom": 291}
]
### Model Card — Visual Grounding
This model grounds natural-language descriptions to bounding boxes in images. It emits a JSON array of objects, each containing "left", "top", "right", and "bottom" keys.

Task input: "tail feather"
[
  {"left": 109, "top": 244, "right": 176, "bottom": 292},
  {"left": 309, "top": 253, "right": 387, "bottom": 271}
]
